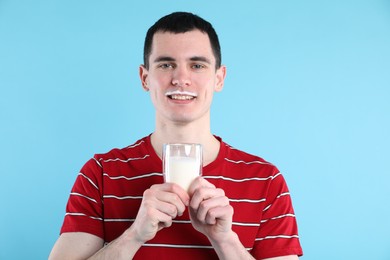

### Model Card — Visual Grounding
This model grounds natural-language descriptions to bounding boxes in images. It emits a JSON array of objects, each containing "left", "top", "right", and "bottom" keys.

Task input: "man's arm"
[
  {"left": 188, "top": 177, "right": 299, "bottom": 260},
  {"left": 49, "top": 229, "right": 144, "bottom": 260},
  {"left": 49, "top": 233, "right": 104, "bottom": 260},
  {"left": 49, "top": 183, "right": 189, "bottom": 260},
  {"left": 48, "top": 232, "right": 298, "bottom": 260}
]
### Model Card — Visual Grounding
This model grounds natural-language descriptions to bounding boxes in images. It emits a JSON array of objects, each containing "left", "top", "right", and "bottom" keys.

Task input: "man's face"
[{"left": 140, "top": 30, "right": 226, "bottom": 125}]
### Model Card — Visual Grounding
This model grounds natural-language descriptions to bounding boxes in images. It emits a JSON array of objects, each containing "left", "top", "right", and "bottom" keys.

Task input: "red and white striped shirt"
[{"left": 61, "top": 135, "right": 303, "bottom": 259}]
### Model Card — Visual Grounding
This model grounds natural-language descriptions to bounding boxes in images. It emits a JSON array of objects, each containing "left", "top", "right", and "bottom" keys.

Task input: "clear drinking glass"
[{"left": 163, "top": 143, "right": 203, "bottom": 192}]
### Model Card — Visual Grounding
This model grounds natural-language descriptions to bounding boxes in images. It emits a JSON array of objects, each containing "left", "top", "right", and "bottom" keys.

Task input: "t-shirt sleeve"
[
  {"left": 251, "top": 171, "right": 303, "bottom": 259},
  {"left": 60, "top": 157, "right": 105, "bottom": 239}
]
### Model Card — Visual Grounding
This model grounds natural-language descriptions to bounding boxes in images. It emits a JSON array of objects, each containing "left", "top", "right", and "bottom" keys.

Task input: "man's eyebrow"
[
  {"left": 153, "top": 56, "right": 175, "bottom": 63},
  {"left": 153, "top": 56, "right": 211, "bottom": 64},
  {"left": 190, "top": 56, "right": 211, "bottom": 64}
]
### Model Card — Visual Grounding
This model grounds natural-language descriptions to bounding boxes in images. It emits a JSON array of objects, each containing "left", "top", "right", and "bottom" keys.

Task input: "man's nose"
[{"left": 171, "top": 66, "right": 191, "bottom": 87}]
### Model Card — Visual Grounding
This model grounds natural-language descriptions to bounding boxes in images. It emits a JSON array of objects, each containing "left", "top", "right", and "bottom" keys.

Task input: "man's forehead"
[
  {"left": 150, "top": 30, "right": 215, "bottom": 60},
  {"left": 153, "top": 30, "right": 209, "bottom": 44},
  {"left": 153, "top": 29, "right": 208, "bottom": 39}
]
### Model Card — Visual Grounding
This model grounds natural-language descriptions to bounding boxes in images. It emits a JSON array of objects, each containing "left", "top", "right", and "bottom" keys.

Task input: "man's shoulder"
[
  {"left": 221, "top": 140, "right": 275, "bottom": 167},
  {"left": 216, "top": 139, "right": 280, "bottom": 179},
  {"left": 93, "top": 135, "right": 150, "bottom": 161}
]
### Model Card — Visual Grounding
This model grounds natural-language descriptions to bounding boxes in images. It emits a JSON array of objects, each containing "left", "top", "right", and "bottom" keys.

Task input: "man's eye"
[
  {"left": 192, "top": 64, "right": 205, "bottom": 69},
  {"left": 159, "top": 63, "right": 174, "bottom": 69}
]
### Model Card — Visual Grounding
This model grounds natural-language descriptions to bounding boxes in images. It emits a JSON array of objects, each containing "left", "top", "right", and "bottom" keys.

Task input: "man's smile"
[{"left": 165, "top": 90, "right": 197, "bottom": 100}]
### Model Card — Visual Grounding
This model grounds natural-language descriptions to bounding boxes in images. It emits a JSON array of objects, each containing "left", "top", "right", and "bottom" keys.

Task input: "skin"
[{"left": 48, "top": 30, "right": 298, "bottom": 260}]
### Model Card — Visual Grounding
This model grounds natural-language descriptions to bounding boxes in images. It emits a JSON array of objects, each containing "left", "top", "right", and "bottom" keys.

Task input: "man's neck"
[{"left": 150, "top": 121, "right": 220, "bottom": 166}]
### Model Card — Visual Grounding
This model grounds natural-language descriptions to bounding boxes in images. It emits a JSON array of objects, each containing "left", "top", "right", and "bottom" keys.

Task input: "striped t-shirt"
[{"left": 61, "top": 135, "right": 303, "bottom": 259}]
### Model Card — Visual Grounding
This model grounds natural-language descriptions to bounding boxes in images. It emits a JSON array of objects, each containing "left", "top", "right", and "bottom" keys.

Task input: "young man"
[{"left": 49, "top": 12, "right": 303, "bottom": 259}]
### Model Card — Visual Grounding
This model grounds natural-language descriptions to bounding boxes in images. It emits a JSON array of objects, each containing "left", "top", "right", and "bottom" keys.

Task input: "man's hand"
[
  {"left": 187, "top": 177, "right": 257, "bottom": 260},
  {"left": 188, "top": 177, "right": 234, "bottom": 243},
  {"left": 129, "top": 182, "right": 190, "bottom": 243}
]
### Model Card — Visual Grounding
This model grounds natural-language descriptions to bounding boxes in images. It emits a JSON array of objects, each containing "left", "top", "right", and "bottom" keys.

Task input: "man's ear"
[
  {"left": 215, "top": 65, "right": 226, "bottom": 92},
  {"left": 139, "top": 65, "right": 149, "bottom": 91}
]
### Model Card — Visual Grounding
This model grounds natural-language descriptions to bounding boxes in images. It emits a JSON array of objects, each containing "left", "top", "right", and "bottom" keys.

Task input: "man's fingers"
[
  {"left": 146, "top": 183, "right": 189, "bottom": 216},
  {"left": 190, "top": 187, "right": 225, "bottom": 211},
  {"left": 151, "top": 183, "right": 190, "bottom": 207},
  {"left": 145, "top": 207, "right": 174, "bottom": 230},
  {"left": 134, "top": 183, "right": 191, "bottom": 242},
  {"left": 205, "top": 205, "right": 234, "bottom": 225},
  {"left": 188, "top": 177, "right": 215, "bottom": 196},
  {"left": 194, "top": 194, "right": 230, "bottom": 222}
]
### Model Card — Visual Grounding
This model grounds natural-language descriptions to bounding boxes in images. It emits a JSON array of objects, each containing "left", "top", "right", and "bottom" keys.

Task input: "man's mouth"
[{"left": 166, "top": 91, "right": 197, "bottom": 100}]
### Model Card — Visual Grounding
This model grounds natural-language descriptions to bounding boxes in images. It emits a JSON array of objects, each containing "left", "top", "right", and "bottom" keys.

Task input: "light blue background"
[{"left": 1, "top": 0, "right": 389, "bottom": 259}]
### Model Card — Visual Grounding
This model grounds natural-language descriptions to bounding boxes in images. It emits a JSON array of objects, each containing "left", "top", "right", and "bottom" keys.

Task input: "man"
[{"left": 49, "top": 12, "right": 303, "bottom": 259}]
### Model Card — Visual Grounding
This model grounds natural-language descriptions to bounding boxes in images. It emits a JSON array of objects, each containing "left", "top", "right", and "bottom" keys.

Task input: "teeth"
[
  {"left": 171, "top": 95, "right": 194, "bottom": 100},
  {"left": 166, "top": 91, "right": 197, "bottom": 100}
]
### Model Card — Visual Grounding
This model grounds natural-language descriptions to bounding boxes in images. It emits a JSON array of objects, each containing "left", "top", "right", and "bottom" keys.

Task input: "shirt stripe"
[
  {"left": 65, "top": 212, "right": 103, "bottom": 221},
  {"left": 277, "top": 192, "right": 290, "bottom": 199},
  {"left": 104, "top": 218, "right": 135, "bottom": 222},
  {"left": 229, "top": 198, "right": 266, "bottom": 203},
  {"left": 125, "top": 140, "right": 145, "bottom": 149},
  {"left": 263, "top": 191, "right": 291, "bottom": 212},
  {"left": 261, "top": 213, "right": 296, "bottom": 223},
  {"left": 103, "top": 172, "right": 163, "bottom": 181},
  {"left": 255, "top": 235, "right": 299, "bottom": 241},
  {"left": 204, "top": 175, "right": 275, "bottom": 182},
  {"left": 224, "top": 158, "right": 272, "bottom": 165},
  {"left": 78, "top": 173, "right": 99, "bottom": 190},
  {"left": 93, "top": 158, "right": 103, "bottom": 168},
  {"left": 142, "top": 243, "right": 253, "bottom": 251},
  {"left": 103, "top": 195, "right": 143, "bottom": 200},
  {"left": 101, "top": 154, "right": 150, "bottom": 163},
  {"left": 70, "top": 192, "right": 97, "bottom": 203},
  {"left": 232, "top": 221, "right": 260, "bottom": 227},
  {"left": 142, "top": 243, "right": 214, "bottom": 249}
]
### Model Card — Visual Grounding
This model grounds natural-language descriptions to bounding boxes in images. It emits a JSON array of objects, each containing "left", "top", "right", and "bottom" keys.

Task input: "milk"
[{"left": 165, "top": 156, "right": 201, "bottom": 192}]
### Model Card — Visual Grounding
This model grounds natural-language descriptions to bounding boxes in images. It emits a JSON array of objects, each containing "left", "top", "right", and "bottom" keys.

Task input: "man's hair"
[{"left": 143, "top": 12, "right": 221, "bottom": 70}]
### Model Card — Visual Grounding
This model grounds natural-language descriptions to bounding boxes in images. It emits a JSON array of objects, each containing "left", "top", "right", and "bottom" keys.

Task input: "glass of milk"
[{"left": 163, "top": 143, "right": 202, "bottom": 192}]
